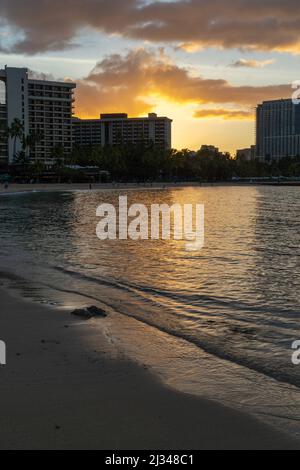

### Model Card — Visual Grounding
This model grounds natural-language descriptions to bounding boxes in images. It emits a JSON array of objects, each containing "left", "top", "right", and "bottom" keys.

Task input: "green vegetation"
[
  {"left": 1, "top": 132, "right": 300, "bottom": 182},
  {"left": 65, "top": 143, "right": 300, "bottom": 182},
  {"left": 9, "top": 118, "right": 24, "bottom": 159}
]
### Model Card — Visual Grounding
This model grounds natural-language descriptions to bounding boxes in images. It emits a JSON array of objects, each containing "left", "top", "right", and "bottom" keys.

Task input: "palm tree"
[
  {"left": 54, "top": 157, "right": 65, "bottom": 183},
  {"left": 30, "top": 160, "right": 45, "bottom": 183},
  {"left": 51, "top": 145, "right": 65, "bottom": 183},
  {"left": 9, "top": 118, "right": 24, "bottom": 159},
  {"left": 22, "top": 131, "right": 44, "bottom": 159},
  {"left": 14, "top": 150, "right": 30, "bottom": 176}
]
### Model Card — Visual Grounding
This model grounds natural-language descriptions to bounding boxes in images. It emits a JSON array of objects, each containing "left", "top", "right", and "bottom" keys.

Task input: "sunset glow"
[{"left": 0, "top": 0, "right": 298, "bottom": 153}]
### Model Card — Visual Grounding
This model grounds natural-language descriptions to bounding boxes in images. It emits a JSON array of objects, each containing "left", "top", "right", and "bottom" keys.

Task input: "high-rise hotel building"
[
  {"left": 0, "top": 67, "right": 76, "bottom": 165},
  {"left": 256, "top": 99, "right": 300, "bottom": 160},
  {"left": 0, "top": 103, "right": 7, "bottom": 165},
  {"left": 73, "top": 113, "right": 172, "bottom": 149}
]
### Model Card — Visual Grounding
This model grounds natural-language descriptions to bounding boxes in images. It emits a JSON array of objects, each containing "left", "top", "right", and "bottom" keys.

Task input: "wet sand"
[{"left": 0, "top": 288, "right": 298, "bottom": 450}]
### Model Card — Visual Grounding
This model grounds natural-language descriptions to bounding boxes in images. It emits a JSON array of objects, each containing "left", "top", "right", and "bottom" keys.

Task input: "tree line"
[
  {"left": 1, "top": 118, "right": 300, "bottom": 182},
  {"left": 68, "top": 143, "right": 300, "bottom": 182},
  {"left": 0, "top": 118, "right": 67, "bottom": 181}
]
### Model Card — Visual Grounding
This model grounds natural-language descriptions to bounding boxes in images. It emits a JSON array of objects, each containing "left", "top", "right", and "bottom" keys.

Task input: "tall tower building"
[
  {"left": 256, "top": 99, "right": 300, "bottom": 161},
  {"left": 0, "top": 67, "right": 76, "bottom": 166}
]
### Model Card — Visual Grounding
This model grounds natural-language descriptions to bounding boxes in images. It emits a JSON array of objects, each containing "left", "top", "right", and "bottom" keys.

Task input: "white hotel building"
[
  {"left": 0, "top": 103, "right": 7, "bottom": 164},
  {"left": 256, "top": 99, "right": 300, "bottom": 160},
  {"left": 73, "top": 113, "right": 172, "bottom": 150},
  {"left": 0, "top": 67, "right": 76, "bottom": 165}
]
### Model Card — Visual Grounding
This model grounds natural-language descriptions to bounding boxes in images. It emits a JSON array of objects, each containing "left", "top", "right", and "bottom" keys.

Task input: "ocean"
[{"left": 1, "top": 185, "right": 300, "bottom": 437}]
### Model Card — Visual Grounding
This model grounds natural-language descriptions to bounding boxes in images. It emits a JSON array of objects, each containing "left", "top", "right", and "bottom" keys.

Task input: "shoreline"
[
  {"left": 1, "top": 181, "right": 300, "bottom": 197},
  {"left": 0, "top": 182, "right": 200, "bottom": 195},
  {"left": 0, "top": 286, "right": 298, "bottom": 449}
]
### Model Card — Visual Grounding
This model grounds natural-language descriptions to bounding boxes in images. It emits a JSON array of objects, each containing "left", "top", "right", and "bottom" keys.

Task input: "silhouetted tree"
[{"left": 9, "top": 118, "right": 24, "bottom": 159}]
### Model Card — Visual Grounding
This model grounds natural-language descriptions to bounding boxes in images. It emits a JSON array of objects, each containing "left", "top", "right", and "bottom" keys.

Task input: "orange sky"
[
  {"left": 73, "top": 48, "right": 290, "bottom": 154},
  {"left": 0, "top": 0, "right": 297, "bottom": 154}
]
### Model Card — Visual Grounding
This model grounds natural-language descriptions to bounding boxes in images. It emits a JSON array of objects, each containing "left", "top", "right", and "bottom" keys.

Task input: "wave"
[
  {"left": 1, "top": 260, "right": 299, "bottom": 391},
  {"left": 54, "top": 265, "right": 296, "bottom": 315},
  {"left": 53, "top": 265, "right": 300, "bottom": 389},
  {"left": 0, "top": 191, "right": 34, "bottom": 198}
]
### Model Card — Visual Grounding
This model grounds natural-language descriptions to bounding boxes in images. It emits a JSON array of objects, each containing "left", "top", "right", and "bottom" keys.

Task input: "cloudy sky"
[{"left": 0, "top": 0, "right": 299, "bottom": 153}]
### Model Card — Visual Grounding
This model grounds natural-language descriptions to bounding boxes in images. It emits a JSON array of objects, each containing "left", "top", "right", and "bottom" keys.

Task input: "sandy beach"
[
  {"left": 0, "top": 287, "right": 298, "bottom": 450},
  {"left": 1, "top": 182, "right": 298, "bottom": 198},
  {"left": 0, "top": 182, "right": 202, "bottom": 195}
]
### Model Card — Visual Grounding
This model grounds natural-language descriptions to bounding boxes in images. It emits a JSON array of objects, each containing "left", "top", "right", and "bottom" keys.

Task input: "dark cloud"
[
  {"left": 194, "top": 109, "right": 254, "bottom": 120},
  {"left": 75, "top": 48, "right": 291, "bottom": 117},
  {"left": 0, "top": 0, "right": 300, "bottom": 54}
]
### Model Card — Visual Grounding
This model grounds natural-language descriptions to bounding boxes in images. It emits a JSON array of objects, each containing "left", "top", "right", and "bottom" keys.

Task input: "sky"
[{"left": 0, "top": 0, "right": 299, "bottom": 154}]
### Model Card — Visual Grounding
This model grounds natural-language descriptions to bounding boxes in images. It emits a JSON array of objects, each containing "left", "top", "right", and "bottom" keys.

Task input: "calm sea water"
[{"left": 0, "top": 186, "right": 300, "bottom": 436}]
